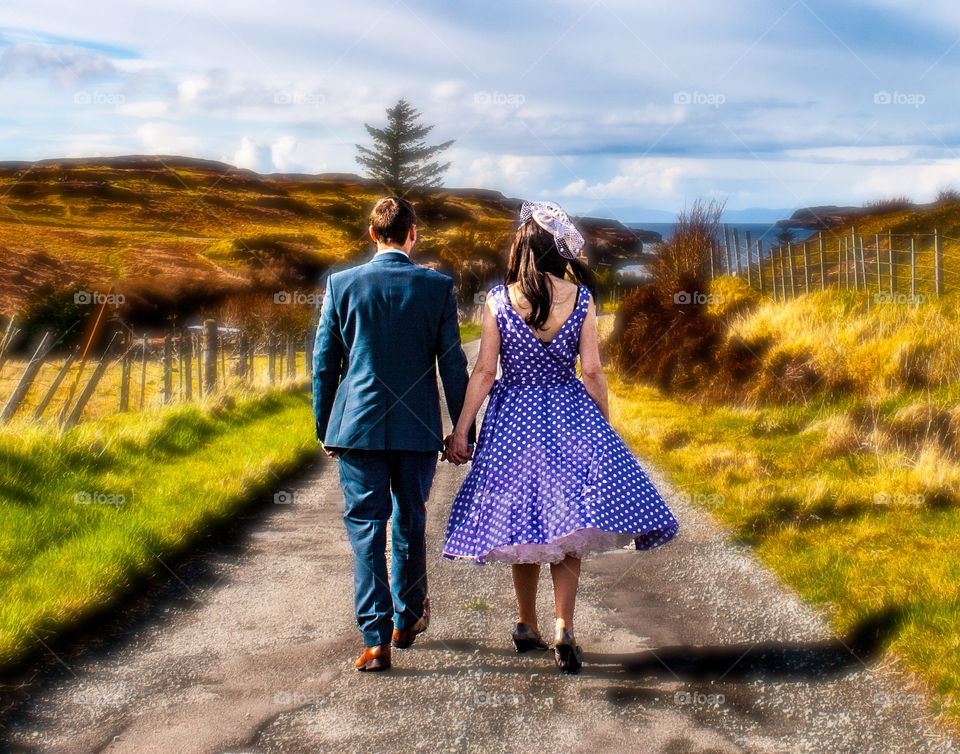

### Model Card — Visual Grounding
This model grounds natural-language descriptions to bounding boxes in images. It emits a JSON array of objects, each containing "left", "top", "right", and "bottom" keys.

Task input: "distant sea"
[{"left": 628, "top": 222, "right": 815, "bottom": 248}]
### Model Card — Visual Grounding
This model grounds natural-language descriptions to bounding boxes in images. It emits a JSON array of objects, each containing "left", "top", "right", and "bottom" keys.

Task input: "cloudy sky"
[{"left": 1, "top": 0, "right": 958, "bottom": 221}]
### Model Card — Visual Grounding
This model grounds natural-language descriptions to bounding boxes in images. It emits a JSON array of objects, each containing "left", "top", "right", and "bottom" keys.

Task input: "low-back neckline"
[{"left": 503, "top": 283, "right": 583, "bottom": 349}]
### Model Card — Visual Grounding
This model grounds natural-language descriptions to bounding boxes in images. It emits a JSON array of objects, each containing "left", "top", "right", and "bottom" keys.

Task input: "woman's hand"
[{"left": 443, "top": 432, "right": 473, "bottom": 464}]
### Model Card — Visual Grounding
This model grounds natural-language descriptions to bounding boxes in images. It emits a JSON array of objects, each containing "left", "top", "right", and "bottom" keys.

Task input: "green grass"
[
  {"left": 459, "top": 322, "right": 482, "bottom": 342},
  {"left": 608, "top": 375, "right": 960, "bottom": 723},
  {"left": 0, "top": 383, "right": 317, "bottom": 668}
]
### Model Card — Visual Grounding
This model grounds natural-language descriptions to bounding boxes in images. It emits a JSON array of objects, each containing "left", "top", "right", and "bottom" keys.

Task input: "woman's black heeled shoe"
[
  {"left": 511, "top": 623, "right": 549, "bottom": 653},
  {"left": 554, "top": 627, "right": 583, "bottom": 674}
]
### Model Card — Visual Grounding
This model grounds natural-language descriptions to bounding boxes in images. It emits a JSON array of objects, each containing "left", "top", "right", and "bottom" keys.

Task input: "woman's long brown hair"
[{"left": 504, "top": 221, "right": 597, "bottom": 330}]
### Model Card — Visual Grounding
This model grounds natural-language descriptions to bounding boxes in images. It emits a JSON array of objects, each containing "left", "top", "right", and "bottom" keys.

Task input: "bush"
[{"left": 863, "top": 196, "right": 913, "bottom": 213}]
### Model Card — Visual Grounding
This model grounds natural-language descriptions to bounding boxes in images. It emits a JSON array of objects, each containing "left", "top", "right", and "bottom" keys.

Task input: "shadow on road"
[{"left": 410, "top": 606, "right": 901, "bottom": 684}]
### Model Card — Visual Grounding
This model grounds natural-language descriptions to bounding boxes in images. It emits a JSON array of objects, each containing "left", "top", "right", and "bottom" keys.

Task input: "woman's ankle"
[{"left": 518, "top": 616, "right": 539, "bottom": 632}]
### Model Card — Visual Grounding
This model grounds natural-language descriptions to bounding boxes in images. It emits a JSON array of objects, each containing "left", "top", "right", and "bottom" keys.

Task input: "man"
[{"left": 312, "top": 196, "right": 472, "bottom": 671}]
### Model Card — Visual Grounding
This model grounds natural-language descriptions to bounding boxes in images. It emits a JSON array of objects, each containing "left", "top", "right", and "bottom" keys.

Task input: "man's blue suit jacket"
[{"left": 312, "top": 249, "right": 472, "bottom": 452}]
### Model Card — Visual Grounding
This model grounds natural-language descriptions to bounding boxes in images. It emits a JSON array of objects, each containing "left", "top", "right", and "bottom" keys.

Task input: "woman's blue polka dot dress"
[{"left": 443, "top": 284, "right": 679, "bottom": 565}]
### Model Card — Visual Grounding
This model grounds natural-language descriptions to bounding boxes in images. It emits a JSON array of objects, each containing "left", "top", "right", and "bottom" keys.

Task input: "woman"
[{"left": 443, "top": 200, "right": 678, "bottom": 674}]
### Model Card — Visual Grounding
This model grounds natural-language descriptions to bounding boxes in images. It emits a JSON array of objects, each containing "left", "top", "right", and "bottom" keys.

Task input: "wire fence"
[
  {"left": 709, "top": 226, "right": 953, "bottom": 301},
  {"left": 0, "top": 318, "right": 313, "bottom": 428}
]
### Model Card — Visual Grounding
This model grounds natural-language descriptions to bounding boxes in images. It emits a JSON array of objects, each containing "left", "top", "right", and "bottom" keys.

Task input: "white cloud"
[
  {"left": 564, "top": 158, "right": 704, "bottom": 201},
  {"left": 135, "top": 122, "right": 202, "bottom": 154},
  {"left": 270, "top": 136, "right": 300, "bottom": 172},
  {"left": 228, "top": 136, "right": 271, "bottom": 172}
]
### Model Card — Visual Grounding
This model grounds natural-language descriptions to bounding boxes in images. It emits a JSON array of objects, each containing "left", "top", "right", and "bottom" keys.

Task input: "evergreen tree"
[{"left": 355, "top": 99, "right": 453, "bottom": 193}]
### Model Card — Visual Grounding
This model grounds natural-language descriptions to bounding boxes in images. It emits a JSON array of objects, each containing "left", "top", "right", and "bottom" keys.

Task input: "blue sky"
[{"left": 1, "top": 0, "right": 958, "bottom": 221}]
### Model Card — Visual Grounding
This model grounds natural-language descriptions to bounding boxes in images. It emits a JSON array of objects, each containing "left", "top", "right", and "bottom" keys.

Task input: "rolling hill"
[{"left": 0, "top": 156, "right": 649, "bottom": 333}]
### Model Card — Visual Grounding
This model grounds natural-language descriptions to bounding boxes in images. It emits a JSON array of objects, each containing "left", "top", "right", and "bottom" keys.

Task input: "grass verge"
[
  {"left": 0, "top": 383, "right": 317, "bottom": 669},
  {"left": 608, "top": 375, "right": 960, "bottom": 724}
]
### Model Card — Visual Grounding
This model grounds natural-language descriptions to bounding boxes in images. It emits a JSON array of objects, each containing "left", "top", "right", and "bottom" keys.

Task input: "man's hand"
[
  {"left": 320, "top": 442, "right": 338, "bottom": 459},
  {"left": 443, "top": 432, "right": 473, "bottom": 465}
]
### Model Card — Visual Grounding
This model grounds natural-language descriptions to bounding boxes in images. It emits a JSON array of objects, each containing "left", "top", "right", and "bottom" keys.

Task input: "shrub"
[{"left": 863, "top": 196, "right": 913, "bottom": 213}]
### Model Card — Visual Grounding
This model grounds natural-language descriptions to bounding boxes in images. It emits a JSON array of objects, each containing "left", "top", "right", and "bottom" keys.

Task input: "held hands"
[{"left": 442, "top": 432, "right": 474, "bottom": 465}]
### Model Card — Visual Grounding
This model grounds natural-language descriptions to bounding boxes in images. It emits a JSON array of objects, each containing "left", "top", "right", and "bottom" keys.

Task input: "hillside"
[
  {"left": 779, "top": 198, "right": 960, "bottom": 237},
  {"left": 0, "top": 156, "right": 647, "bottom": 330}
]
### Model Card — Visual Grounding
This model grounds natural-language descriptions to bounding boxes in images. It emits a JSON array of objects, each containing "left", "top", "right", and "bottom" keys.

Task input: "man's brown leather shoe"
[
  {"left": 354, "top": 643, "right": 391, "bottom": 671},
  {"left": 392, "top": 597, "right": 430, "bottom": 649}
]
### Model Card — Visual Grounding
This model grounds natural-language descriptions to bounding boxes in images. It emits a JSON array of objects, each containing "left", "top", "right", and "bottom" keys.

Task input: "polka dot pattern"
[{"left": 443, "top": 284, "right": 679, "bottom": 564}]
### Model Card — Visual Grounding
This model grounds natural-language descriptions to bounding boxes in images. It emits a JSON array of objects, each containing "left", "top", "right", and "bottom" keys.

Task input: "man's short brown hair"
[{"left": 369, "top": 196, "right": 417, "bottom": 246}]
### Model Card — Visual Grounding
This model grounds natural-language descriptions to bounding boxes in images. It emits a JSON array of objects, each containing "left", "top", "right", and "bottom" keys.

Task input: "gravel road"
[{"left": 1, "top": 341, "right": 956, "bottom": 753}]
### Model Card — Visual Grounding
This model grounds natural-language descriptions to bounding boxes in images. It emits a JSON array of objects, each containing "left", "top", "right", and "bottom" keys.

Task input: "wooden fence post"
[
  {"left": 286, "top": 336, "right": 296, "bottom": 378},
  {"left": 1, "top": 331, "right": 52, "bottom": 422},
  {"left": 934, "top": 229, "right": 944, "bottom": 296},
  {"left": 237, "top": 333, "right": 248, "bottom": 380},
  {"left": 203, "top": 319, "right": 218, "bottom": 395},
  {"left": 62, "top": 332, "right": 119, "bottom": 429},
  {"left": 802, "top": 241, "right": 810, "bottom": 294},
  {"left": 778, "top": 245, "right": 788, "bottom": 300},
  {"left": 744, "top": 230, "right": 753, "bottom": 287},
  {"left": 819, "top": 235, "right": 827, "bottom": 290},
  {"left": 787, "top": 243, "right": 797, "bottom": 298},
  {"left": 708, "top": 239, "right": 715, "bottom": 280},
  {"left": 853, "top": 238, "right": 867, "bottom": 291},
  {"left": 268, "top": 334, "right": 277, "bottom": 385},
  {"left": 119, "top": 336, "right": 131, "bottom": 412},
  {"left": 732, "top": 227, "right": 742, "bottom": 278},
  {"left": 195, "top": 333, "right": 203, "bottom": 396},
  {"left": 139, "top": 336, "right": 147, "bottom": 409},
  {"left": 183, "top": 331, "right": 193, "bottom": 400},
  {"left": 219, "top": 333, "right": 226, "bottom": 388},
  {"left": 723, "top": 225, "right": 732, "bottom": 275},
  {"left": 0, "top": 315, "right": 20, "bottom": 374},
  {"left": 304, "top": 328, "right": 314, "bottom": 377},
  {"left": 756, "top": 239, "right": 765, "bottom": 296},
  {"left": 176, "top": 335, "right": 183, "bottom": 401},
  {"left": 34, "top": 349, "right": 76, "bottom": 420},
  {"left": 162, "top": 332, "right": 173, "bottom": 404}
]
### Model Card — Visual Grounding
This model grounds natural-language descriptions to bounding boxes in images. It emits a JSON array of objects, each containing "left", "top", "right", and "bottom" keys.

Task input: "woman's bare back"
[{"left": 506, "top": 275, "right": 579, "bottom": 344}]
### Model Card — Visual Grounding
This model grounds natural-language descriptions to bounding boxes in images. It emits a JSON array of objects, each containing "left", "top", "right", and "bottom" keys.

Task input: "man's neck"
[{"left": 376, "top": 245, "right": 410, "bottom": 257}]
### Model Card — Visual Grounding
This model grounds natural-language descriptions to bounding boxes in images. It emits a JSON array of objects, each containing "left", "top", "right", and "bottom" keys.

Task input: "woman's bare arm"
[
  {"left": 578, "top": 298, "right": 609, "bottom": 421},
  {"left": 447, "top": 299, "right": 500, "bottom": 461}
]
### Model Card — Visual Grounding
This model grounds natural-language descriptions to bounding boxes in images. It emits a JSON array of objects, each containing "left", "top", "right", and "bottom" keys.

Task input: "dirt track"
[{"left": 1, "top": 341, "right": 955, "bottom": 753}]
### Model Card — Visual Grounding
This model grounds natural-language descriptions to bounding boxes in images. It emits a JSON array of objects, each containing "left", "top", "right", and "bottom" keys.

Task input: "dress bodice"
[{"left": 490, "top": 284, "right": 590, "bottom": 387}]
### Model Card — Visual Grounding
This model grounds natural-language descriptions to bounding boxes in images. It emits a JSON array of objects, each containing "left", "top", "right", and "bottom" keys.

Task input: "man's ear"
[
  {"left": 369, "top": 225, "right": 378, "bottom": 244},
  {"left": 409, "top": 224, "right": 417, "bottom": 245}
]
